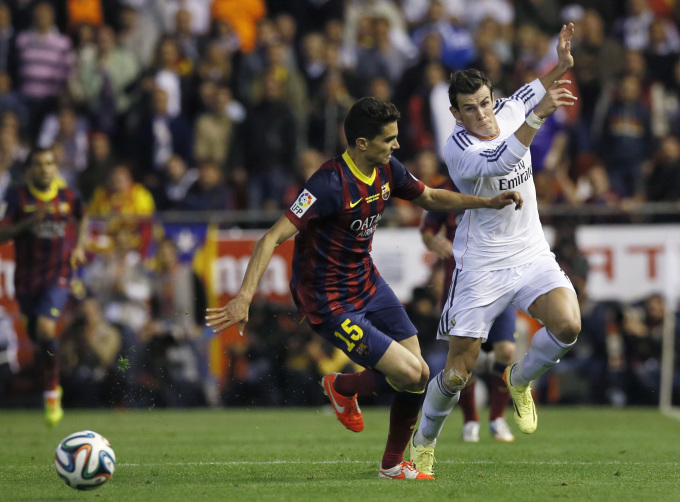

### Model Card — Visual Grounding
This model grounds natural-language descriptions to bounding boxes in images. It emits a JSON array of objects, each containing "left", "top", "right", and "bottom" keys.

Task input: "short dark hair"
[
  {"left": 25, "top": 145, "right": 53, "bottom": 168},
  {"left": 448, "top": 69, "right": 493, "bottom": 110},
  {"left": 344, "top": 97, "right": 400, "bottom": 147}
]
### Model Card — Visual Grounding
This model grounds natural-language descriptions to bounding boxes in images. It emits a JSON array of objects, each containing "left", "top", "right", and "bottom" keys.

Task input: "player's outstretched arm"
[
  {"left": 514, "top": 79, "right": 577, "bottom": 148},
  {"left": 414, "top": 186, "right": 523, "bottom": 212},
  {"left": 539, "top": 23, "right": 574, "bottom": 90},
  {"left": 205, "top": 216, "right": 298, "bottom": 335}
]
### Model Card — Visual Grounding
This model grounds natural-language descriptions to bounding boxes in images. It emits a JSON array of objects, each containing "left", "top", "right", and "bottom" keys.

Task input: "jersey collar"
[
  {"left": 343, "top": 151, "right": 376, "bottom": 185},
  {"left": 28, "top": 179, "right": 59, "bottom": 202}
]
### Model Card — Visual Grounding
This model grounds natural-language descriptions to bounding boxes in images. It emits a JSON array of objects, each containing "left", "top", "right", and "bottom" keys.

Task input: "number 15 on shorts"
[{"left": 334, "top": 319, "right": 364, "bottom": 352}]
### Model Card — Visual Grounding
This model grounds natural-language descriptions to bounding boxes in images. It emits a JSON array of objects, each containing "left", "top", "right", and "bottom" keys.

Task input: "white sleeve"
[
  {"left": 508, "top": 79, "right": 546, "bottom": 115},
  {"left": 450, "top": 134, "right": 529, "bottom": 179}
]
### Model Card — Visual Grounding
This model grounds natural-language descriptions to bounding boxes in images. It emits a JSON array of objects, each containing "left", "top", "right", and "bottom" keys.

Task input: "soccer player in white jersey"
[{"left": 410, "top": 23, "right": 580, "bottom": 477}]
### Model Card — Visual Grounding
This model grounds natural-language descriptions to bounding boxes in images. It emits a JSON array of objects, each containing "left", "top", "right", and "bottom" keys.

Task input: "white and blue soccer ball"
[{"left": 55, "top": 430, "right": 116, "bottom": 490}]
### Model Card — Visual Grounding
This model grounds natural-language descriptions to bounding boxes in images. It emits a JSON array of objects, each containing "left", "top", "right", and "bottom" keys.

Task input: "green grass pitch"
[{"left": 1, "top": 406, "right": 679, "bottom": 501}]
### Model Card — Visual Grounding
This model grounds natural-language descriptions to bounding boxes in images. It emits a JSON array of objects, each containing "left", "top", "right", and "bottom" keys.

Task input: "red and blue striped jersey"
[
  {"left": 1, "top": 182, "right": 85, "bottom": 298},
  {"left": 285, "top": 152, "right": 425, "bottom": 324}
]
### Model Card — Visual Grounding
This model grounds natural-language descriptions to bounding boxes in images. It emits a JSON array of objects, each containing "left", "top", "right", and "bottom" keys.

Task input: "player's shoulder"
[
  {"left": 310, "top": 157, "right": 343, "bottom": 184},
  {"left": 504, "top": 82, "right": 538, "bottom": 109},
  {"left": 447, "top": 125, "right": 476, "bottom": 154}
]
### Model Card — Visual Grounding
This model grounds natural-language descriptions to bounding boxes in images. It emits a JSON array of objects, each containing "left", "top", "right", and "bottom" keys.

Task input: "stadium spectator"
[
  {"left": 87, "top": 164, "right": 155, "bottom": 255},
  {"left": 0, "top": 112, "right": 28, "bottom": 183},
  {"left": 620, "top": 292, "right": 666, "bottom": 405},
  {"left": 252, "top": 41, "right": 308, "bottom": 146},
  {"left": 15, "top": 2, "right": 75, "bottom": 141},
  {"left": 139, "top": 238, "right": 207, "bottom": 407},
  {"left": 409, "top": 1, "right": 476, "bottom": 72},
  {"left": 206, "top": 96, "right": 521, "bottom": 480},
  {"left": 133, "top": 86, "right": 193, "bottom": 186},
  {"left": 117, "top": 4, "right": 160, "bottom": 69},
  {"left": 193, "top": 83, "right": 237, "bottom": 167},
  {"left": 78, "top": 130, "right": 118, "bottom": 202},
  {"left": 570, "top": 8, "right": 625, "bottom": 151},
  {"left": 0, "top": 72, "right": 29, "bottom": 137},
  {"left": 154, "top": 154, "right": 198, "bottom": 211},
  {"left": 196, "top": 40, "right": 232, "bottom": 84},
  {"left": 0, "top": 3, "right": 17, "bottom": 77},
  {"left": 37, "top": 104, "right": 89, "bottom": 188},
  {"left": 179, "top": 160, "right": 235, "bottom": 212},
  {"left": 354, "top": 14, "right": 413, "bottom": 96},
  {"left": 162, "top": 0, "right": 212, "bottom": 37},
  {"left": 201, "top": 18, "right": 240, "bottom": 61},
  {"left": 173, "top": 8, "right": 201, "bottom": 64},
  {"left": 60, "top": 293, "right": 130, "bottom": 408},
  {"left": 233, "top": 69, "right": 297, "bottom": 210},
  {"left": 306, "top": 72, "right": 353, "bottom": 157},
  {"left": 299, "top": 31, "right": 327, "bottom": 99},
  {"left": 597, "top": 73, "right": 652, "bottom": 198},
  {"left": 0, "top": 145, "right": 88, "bottom": 426},
  {"left": 82, "top": 226, "right": 151, "bottom": 336},
  {"left": 642, "top": 134, "right": 680, "bottom": 222},
  {"left": 69, "top": 24, "right": 139, "bottom": 137}
]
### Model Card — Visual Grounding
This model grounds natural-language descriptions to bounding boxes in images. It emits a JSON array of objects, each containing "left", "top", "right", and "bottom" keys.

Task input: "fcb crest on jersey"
[
  {"left": 290, "top": 190, "right": 317, "bottom": 217},
  {"left": 381, "top": 183, "right": 390, "bottom": 201}
]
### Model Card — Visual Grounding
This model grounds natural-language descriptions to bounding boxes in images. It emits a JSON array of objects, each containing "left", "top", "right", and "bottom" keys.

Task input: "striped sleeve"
[
  {"left": 453, "top": 135, "right": 529, "bottom": 179},
  {"left": 509, "top": 79, "right": 546, "bottom": 114}
]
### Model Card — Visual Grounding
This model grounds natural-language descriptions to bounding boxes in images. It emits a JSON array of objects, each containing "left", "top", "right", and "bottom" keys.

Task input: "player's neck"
[{"left": 345, "top": 149, "right": 375, "bottom": 177}]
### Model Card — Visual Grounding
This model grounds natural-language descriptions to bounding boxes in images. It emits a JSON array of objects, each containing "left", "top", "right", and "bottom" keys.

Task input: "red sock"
[
  {"left": 489, "top": 374, "right": 511, "bottom": 420},
  {"left": 39, "top": 339, "right": 60, "bottom": 392},
  {"left": 459, "top": 379, "right": 478, "bottom": 423},
  {"left": 334, "top": 369, "right": 393, "bottom": 397},
  {"left": 381, "top": 391, "right": 423, "bottom": 469}
]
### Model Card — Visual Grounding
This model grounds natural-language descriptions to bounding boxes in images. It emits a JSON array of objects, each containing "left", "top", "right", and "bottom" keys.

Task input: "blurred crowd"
[
  {"left": 0, "top": 0, "right": 679, "bottom": 219},
  {"left": 1, "top": 0, "right": 680, "bottom": 409}
]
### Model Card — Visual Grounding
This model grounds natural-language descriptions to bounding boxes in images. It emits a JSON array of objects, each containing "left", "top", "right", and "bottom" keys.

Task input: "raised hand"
[
  {"left": 556, "top": 23, "right": 575, "bottom": 71},
  {"left": 534, "top": 80, "right": 578, "bottom": 119}
]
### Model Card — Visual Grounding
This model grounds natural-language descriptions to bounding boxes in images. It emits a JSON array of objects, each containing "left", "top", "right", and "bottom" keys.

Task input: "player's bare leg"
[{"left": 506, "top": 288, "right": 580, "bottom": 433}]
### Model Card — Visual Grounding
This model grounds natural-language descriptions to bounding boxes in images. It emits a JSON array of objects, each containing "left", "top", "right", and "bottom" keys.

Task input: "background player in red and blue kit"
[
  {"left": 207, "top": 97, "right": 522, "bottom": 480},
  {"left": 0, "top": 146, "right": 88, "bottom": 426},
  {"left": 420, "top": 177, "right": 517, "bottom": 443}
]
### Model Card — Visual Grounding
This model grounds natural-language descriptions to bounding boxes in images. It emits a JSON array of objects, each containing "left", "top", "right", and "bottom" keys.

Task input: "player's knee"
[
  {"left": 441, "top": 367, "right": 469, "bottom": 393},
  {"left": 394, "top": 359, "right": 428, "bottom": 391},
  {"left": 551, "top": 316, "right": 581, "bottom": 345}
]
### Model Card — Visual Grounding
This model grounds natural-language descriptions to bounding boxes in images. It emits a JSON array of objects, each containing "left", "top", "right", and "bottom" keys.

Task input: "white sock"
[
  {"left": 511, "top": 327, "right": 575, "bottom": 386},
  {"left": 414, "top": 371, "right": 460, "bottom": 445}
]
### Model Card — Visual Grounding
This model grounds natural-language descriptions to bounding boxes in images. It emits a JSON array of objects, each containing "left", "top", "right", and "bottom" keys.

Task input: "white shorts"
[{"left": 437, "top": 252, "right": 575, "bottom": 341}]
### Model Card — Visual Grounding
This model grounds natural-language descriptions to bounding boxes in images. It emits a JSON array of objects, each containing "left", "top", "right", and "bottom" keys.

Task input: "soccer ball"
[{"left": 54, "top": 430, "right": 116, "bottom": 490}]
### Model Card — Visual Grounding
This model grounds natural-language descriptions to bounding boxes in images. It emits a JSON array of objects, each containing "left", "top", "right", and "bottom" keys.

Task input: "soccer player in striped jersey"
[
  {"left": 206, "top": 97, "right": 522, "bottom": 480},
  {"left": 411, "top": 24, "right": 580, "bottom": 476},
  {"left": 0, "top": 146, "right": 88, "bottom": 426},
  {"left": 420, "top": 178, "right": 516, "bottom": 444}
]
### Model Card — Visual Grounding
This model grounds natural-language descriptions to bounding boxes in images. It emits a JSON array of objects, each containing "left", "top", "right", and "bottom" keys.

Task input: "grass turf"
[{"left": 0, "top": 406, "right": 679, "bottom": 501}]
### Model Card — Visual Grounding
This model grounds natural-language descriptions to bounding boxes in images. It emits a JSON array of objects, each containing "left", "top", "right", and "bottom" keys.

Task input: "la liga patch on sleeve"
[{"left": 290, "top": 190, "right": 317, "bottom": 217}]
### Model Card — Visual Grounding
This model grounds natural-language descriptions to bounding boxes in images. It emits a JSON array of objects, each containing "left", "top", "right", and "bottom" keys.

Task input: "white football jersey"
[{"left": 444, "top": 78, "right": 550, "bottom": 271}]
